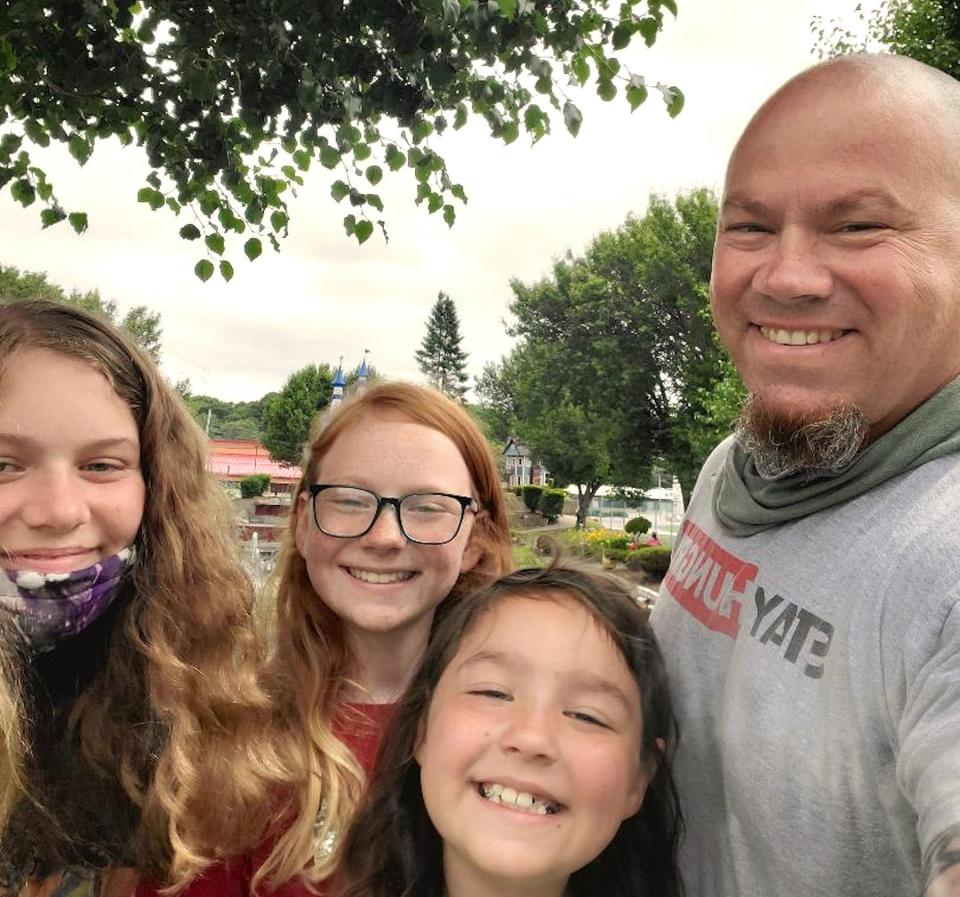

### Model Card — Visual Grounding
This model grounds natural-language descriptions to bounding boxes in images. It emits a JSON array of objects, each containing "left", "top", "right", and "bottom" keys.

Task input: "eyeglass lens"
[{"left": 313, "top": 486, "right": 467, "bottom": 543}]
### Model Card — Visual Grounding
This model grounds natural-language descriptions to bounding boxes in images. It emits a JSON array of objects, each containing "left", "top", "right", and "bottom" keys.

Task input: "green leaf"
[
  {"left": 331, "top": 180, "right": 349, "bottom": 202},
  {"left": 626, "top": 83, "right": 649, "bottom": 111},
  {"left": 637, "top": 16, "right": 659, "bottom": 46},
  {"left": 194, "top": 259, "right": 214, "bottom": 282},
  {"left": 498, "top": 0, "right": 517, "bottom": 19},
  {"left": 179, "top": 223, "right": 202, "bottom": 240},
  {"left": 597, "top": 79, "right": 617, "bottom": 102},
  {"left": 68, "top": 135, "right": 91, "bottom": 165},
  {"left": 270, "top": 210, "right": 288, "bottom": 231},
  {"left": 68, "top": 212, "right": 88, "bottom": 234},
  {"left": 663, "top": 86, "right": 685, "bottom": 118},
  {"left": 137, "top": 187, "right": 154, "bottom": 204},
  {"left": 443, "top": 204, "right": 455, "bottom": 227},
  {"left": 454, "top": 103, "right": 468, "bottom": 130},
  {"left": 36, "top": 180, "right": 52, "bottom": 201},
  {"left": 353, "top": 143, "right": 372, "bottom": 161},
  {"left": 411, "top": 118, "right": 434, "bottom": 144},
  {"left": 146, "top": 171, "right": 161, "bottom": 189},
  {"left": 11, "top": 179, "right": 35, "bottom": 207},
  {"left": 293, "top": 149, "right": 311, "bottom": 171},
  {"left": 366, "top": 193, "right": 384, "bottom": 212},
  {"left": 354, "top": 219, "right": 373, "bottom": 244},
  {"left": 611, "top": 23, "right": 632, "bottom": 51},
  {"left": 661, "top": 0, "right": 678, "bottom": 15},
  {"left": 343, "top": 213, "right": 356, "bottom": 236},
  {"left": 320, "top": 145, "right": 342, "bottom": 169},
  {"left": 166, "top": 197, "right": 181, "bottom": 213},
  {"left": 451, "top": 183, "right": 468, "bottom": 203},
  {"left": 0, "top": 133, "right": 22, "bottom": 158},
  {"left": 148, "top": 190, "right": 164, "bottom": 210},
  {"left": 219, "top": 259, "right": 234, "bottom": 282},
  {"left": 205, "top": 233, "right": 225, "bottom": 255},
  {"left": 427, "top": 193, "right": 443, "bottom": 213},
  {"left": 366, "top": 164, "right": 383, "bottom": 185},
  {"left": 199, "top": 191, "right": 219, "bottom": 214},
  {"left": 24, "top": 119, "right": 49, "bottom": 147},
  {"left": 570, "top": 55, "right": 590, "bottom": 85},
  {"left": 40, "top": 206, "right": 66, "bottom": 228},
  {"left": 244, "top": 237, "right": 263, "bottom": 261},
  {"left": 502, "top": 121, "right": 519, "bottom": 144},
  {"left": 563, "top": 101, "right": 582, "bottom": 137},
  {"left": 385, "top": 144, "right": 405, "bottom": 171}
]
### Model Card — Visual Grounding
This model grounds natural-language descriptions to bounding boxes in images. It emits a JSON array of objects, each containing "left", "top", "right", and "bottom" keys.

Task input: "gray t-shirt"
[{"left": 651, "top": 437, "right": 960, "bottom": 897}]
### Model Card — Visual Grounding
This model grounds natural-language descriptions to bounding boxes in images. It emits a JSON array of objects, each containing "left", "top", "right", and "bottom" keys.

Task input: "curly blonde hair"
[
  {"left": 0, "top": 300, "right": 298, "bottom": 889},
  {"left": 264, "top": 382, "right": 513, "bottom": 889}
]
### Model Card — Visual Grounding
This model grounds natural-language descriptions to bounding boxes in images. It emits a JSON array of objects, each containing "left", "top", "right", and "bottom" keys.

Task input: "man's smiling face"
[{"left": 711, "top": 67, "right": 960, "bottom": 442}]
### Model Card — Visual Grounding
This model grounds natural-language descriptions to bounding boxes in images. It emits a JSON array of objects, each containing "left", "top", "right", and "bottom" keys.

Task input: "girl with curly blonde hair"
[
  {"left": 0, "top": 300, "right": 305, "bottom": 896},
  {"left": 166, "top": 381, "right": 513, "bottom": 895}
]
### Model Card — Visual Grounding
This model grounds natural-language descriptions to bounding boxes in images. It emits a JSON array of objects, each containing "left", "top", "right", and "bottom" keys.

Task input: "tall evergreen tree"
[{"left": 415, "top": 292, "right": 469, "bottom": 401}]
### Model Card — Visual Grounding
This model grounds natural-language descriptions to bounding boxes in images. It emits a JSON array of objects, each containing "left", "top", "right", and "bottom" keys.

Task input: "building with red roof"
[{"left": 206, "top": 439, "right": 302, "bottom": 493}]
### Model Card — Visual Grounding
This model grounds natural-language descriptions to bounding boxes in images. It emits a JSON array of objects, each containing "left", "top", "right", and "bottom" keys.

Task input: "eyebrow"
[
  {"left": 458, "top": 650, "right": 635, "bottom": 711},
  {"left": 722, "top": 190, "right": 910, "bottom": 219},
  {"left": 0, "top": 433, "right": 140, "bottom": 454}
]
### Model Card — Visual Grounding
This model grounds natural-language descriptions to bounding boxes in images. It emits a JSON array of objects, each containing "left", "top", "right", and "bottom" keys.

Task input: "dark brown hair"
[{"left": 338, "top": 564, "right": 684, "bottom": 897}]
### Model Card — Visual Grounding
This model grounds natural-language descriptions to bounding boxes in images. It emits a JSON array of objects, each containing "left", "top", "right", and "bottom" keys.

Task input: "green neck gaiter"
[{"left": 712, "top": 376, "right": 960, "bottom": 537}]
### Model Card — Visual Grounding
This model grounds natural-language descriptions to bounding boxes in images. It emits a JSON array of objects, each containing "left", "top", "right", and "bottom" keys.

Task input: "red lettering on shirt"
[{"left": 662, "top": 520, "right": 757, "bottom": 638}]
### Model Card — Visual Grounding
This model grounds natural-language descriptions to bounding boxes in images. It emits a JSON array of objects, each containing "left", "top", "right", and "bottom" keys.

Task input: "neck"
[{"left": 341, "top": 618, "right": 433, "bottom": 703}]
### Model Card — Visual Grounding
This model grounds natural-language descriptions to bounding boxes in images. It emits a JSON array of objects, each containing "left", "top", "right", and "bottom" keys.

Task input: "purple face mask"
[{"left": 0, "top": 547, "right": 136, "bottom": 652}]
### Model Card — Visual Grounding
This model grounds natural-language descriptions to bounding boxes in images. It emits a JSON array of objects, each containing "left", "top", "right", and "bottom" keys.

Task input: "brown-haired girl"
[
  {"left": 0, "top": 300, "right": 300, "bottom": 896},
  {"left": 339, "top": 565, "right": 684, "bottom": 897}
]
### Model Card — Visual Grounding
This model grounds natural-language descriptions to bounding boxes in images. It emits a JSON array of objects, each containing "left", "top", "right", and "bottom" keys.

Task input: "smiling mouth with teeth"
[
  {"left": 347, "top": 568, "right": 416, "bottom": 584},
  {"left": 758, "top": 325, "right": 849, "bottom": 346},
  {"left": 478, "top": 782, "right": 562, "bottom": 816}
]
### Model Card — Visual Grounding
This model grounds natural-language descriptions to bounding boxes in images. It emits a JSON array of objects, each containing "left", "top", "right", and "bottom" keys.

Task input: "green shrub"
[
  {"left": 605, "top": 535, "right": 631, "bottom": 551},
  {"left": 625, "top": 546, "right": 672, "bottom": 576},
  {"left": 240, "top": 473, "right": 271, "bottom": 498},
  {"left": 625, "top": 516, "right": 652, "bottom": 536},
  {"left": 605, "top": 547, "right": 628, "bottom": 562},
  {"left": 521, "top": 484, "right": 545, "bottom": 512},
  {"left": 512, "top": 485, "right": 523, "bottom": 496},
  {"left": 538, "top": 488, "right": 566, "bottom": 522}
]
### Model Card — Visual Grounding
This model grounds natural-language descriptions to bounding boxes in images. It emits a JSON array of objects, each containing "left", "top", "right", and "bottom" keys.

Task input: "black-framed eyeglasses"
[{"left": 307, "top": 484, "right": 479, "bottom": 545}]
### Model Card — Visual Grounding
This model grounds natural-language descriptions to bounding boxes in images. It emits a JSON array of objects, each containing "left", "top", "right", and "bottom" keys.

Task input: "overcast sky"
[{"left": 0, "top": 0, "right": 878, "bottom": 401}]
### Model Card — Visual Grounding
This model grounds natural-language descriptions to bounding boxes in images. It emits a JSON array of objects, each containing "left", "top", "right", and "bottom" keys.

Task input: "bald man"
[{"left": 651, "top": 54, "right": 960, "bottom": 897}]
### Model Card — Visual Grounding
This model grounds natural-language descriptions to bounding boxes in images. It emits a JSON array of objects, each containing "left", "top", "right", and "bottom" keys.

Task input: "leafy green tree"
[
  {"left": 0, "top": 264, "right": 163, "bottom": 361},
  {"left": 261, "top": 364, "right": 334, "bottom": 464},
  {"left": 476, "top": 341, "right": 612, "bottom": 526},
  {"left": 477, "top": 189, "right": 737, "bottom": 505},
  {"left": 812, "top": 0, "right": 960, "bottom": 75},
  {"left": 415, "top": 291, "right": 469, "bottom": 400},
  {"left": 1, "top": 1, "right": 684, "bottom": 281}
]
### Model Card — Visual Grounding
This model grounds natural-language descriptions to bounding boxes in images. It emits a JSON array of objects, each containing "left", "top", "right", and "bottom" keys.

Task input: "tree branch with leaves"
[{"left": 1, "top": 0, "right": 683, "bottom": 281}]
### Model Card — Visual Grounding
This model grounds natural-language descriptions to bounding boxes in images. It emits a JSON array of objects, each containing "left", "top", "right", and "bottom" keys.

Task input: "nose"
[
  {"left": 752, "top": 226, "right": 833, "bottom": 304},
  {"left": 362, "top": 502, "right": 407, "bottom": 550},
  {"left": 20, "top": 469, "right": 91, "bottom": 532},
  {"left": 500, "top": 701, "right": 558, "bottom": 763}
]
